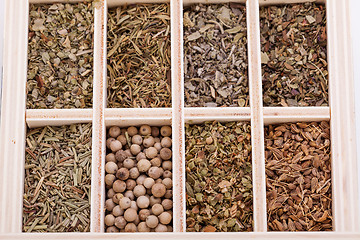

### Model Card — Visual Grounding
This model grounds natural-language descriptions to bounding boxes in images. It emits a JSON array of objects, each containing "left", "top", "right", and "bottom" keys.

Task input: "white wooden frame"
[{"left": 0, "top": 0, "right": 359, "bottom": 239}]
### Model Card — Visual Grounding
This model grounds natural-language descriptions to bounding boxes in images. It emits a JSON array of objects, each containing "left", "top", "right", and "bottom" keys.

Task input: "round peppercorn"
[
  {"left": 116, "top": 168, "right": 129, "bottom": 180},
  {"left": 151, "top": 203, "right": 164, "bottom": 216},
  {"left": 162, "top": 199, "right": 173, "bottom": 210},
  {"left": 117, "top": 134, "right": 127, "bottom": 146},
  {"left": 148, "top": 167, "right": 162, "bottom": 179},
  {"left": 161, "top": 137, "right": 172, "bottom": 148},
  {"left": 143, "top": 177, "right": 155, "bottom": 189},
  {"left": 105, "top": 199, "right": 116, "bottom": 211},
  {"left": 105, "top": 174, "right": 116, "bottom": 186},
  {"left": 113, "top": 180, "right": 126, "bottom": 193},
  {"left": 138, "top": 221, "right": 150, "bottom": 232},
  {"left": 133, "top": 185, "right": 146, "bottom": 197},
  {"left": 130, "top": 144, "right": 141, "bottom": 155},
  {"left": 110, "top": 140, "right": 122, "bottom": 152},
  {"left": 150, "top": 157, "right": 162, "bottom": 167},
  {"left": 162, "top": 161, "right": 172, "bottom": 170},
  {"left": 129, "top": 167, "right": 140, "bottom": 179},
  {"left": 105, "top": 214, "right": 115, "bottom": 226},
  {"left": 126, "top": 179, "right": 136, "bottom": 190},
  {"left": 145, "top": 147, "right": 158, "bottom": 159},
  {"left": 105, "top": 153, "right": 116, "bottom": 163},
  {"left": 114, "top": 216, "right": 127, "bottom": 229},
  {"left": 127, "top": 126, "right": 138, "bottom": 137},
  {"left": 154, "top": 142, "right": 162, "bottom": 151},
  {"left": 151, "top": 183, "right": 166, "bottom": 197},
  {"left": 123, "top": 158, "right": 135, "bottom": 169},
  {"left": 155, "top": 223, "right": 168, "bottom": 232},
  {"left": 124, "top": 208, "right": 137, "bottom": 222},
  {"left": 139, "top": 209, "right": 151, "bottom": 221},
  {"left": 143, "top": 136, "right": 155, "bottom": 148},
  {"left": 119, "top": 197, "right": 131, "bottom": 209},
  {"left": 136, "top": 152, "right": 146, "bottom": 161},
  {"left": 137, "top": 159, "right": 151, "bottom": 172},
  {"left": 115, "top": 150, "right": 128, "bottom": 162},
  {"left": 139, "top": 125, "right": 151, "bottom": 136},
  {"left": 158, "top": 212, "right": 172, "bottom": 225},
  {"left": 146, "top": 215, "right": 159, "bottom": 228},
  {"left": 162, "top": 178, "right": 172, "bottom": 189},
  {"left": 151, "top": 127, "right": 160, "bottom": 137},
  {"left": 124, "top": 223, "right": 137, "bottom": 232},
  {"left": 112, "top": 193, "right": 123, "bottom": 204},
  {"left": 124, "top": 190, "right": 135, "bottom": 201},
  {"left": 105, "top": 162, "right": 118, "bottom": 174},
  {"left": 137, "top": 196, "right": 150, "bottom": 209},
  {"left": 136, "top": 174, "right": 147, "bottom": 185},
  {"left": 163, "top": 170, "right": 172, "bottom": 179},
  {"left": 160, "top": 148, "right": 172, "bottom": 160},
  {"left": 112, "top": 205, "right": 124, "bottom": 217},
  {"left": 160, "top": 126, "right": 172, "bottom": 137},
  {"left": 132, "top": 135, "right": 143, "bottom": 145},
  {"left": 109, "top": 126, "right": 121, "bottom": 138}
]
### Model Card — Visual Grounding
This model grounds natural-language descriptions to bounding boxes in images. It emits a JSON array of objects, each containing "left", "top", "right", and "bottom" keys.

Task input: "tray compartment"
[
  {"left": 23, "top": 122, "right": 93, "bottom": 232},
  {"left": 264, "top": 121, "right": 332, "bottom": 231},
  {"left": 26, "top": 2, "right": 95, "bottom": 109},
  {"left": 103, "top": 122, "right": 174, "bottom": 232},
  {"left": 185, "top": 120, "right": 253, "bottom": 232},
  {"left": 260, "top": 1, "right": 328, "bottom": 107},
  {"left": 183, "top": 2, "right": 249, "bottom": 108},
  {"left": 106, "top": 2, "right": 171, "bottom": 108}
]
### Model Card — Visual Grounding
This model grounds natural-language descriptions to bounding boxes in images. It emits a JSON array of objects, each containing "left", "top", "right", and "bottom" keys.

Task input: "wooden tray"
[{"left": 0, "top": 0, "right": 359, "bottom": 239}]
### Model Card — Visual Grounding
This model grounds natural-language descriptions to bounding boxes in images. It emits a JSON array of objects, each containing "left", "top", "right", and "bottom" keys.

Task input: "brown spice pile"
[
  {"left": 260, "top": 3, "right": 328, "bottom": 107},
  {"left": 265, "top": 121, "right": 332, "bottom": 231}
]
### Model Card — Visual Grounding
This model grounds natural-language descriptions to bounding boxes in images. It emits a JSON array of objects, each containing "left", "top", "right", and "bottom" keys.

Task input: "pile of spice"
[
  {"left": 105, "top": 125, "right": 173, "bottom": 232},
  {"left": 184, "top": 4, "right": 249, "bottom": 107},
  {"left": 265, "top": 121, "right": 332, "bottom": 231},
  {"left": 107, "top": 4, "right": 171, "bottom": 108},
  {"left": 185, "top": 121, "right": 253, "bottom": 232},
  {"left": 27, "top": 3, "right": 94, "bottom": 109},
  {"left": 23, "top": 123, "right": 92, "bottom": 232},
  {"left": 260, "top": 3, "right": 328, "bottom": 107}
]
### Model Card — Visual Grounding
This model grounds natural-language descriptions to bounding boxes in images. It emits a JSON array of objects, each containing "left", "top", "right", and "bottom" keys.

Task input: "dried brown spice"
[
  {"left": 186, "top": 121, "right": 253, "bottom": 232},
  {"left": 265, "top": 121, "right": 332, "bottom": 231},
  {"left": 27, "top": 3, "right": 94, "bottom": 109},
  {"left": 107, "top": 4, "right": 171, "bottom": 108},
  {"left": 260, "top": 3, "right": 328, "bottom": 107},
  {"left": 23, "top": 124, "right": 92, "bottom": 232},
  {"left": 184, "top": 4, "right": 249, "bottom": 107}
]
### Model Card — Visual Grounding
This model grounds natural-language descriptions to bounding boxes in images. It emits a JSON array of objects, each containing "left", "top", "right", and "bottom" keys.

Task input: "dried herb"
[
  {"left": 107, "top": 4, "right": 171, "bottom": 108},
  {"left": 23, "top": 123, "right": 92, "bottom": 232},
  {"left": 184, "top": 4, "right": 249, "bottom": 107},
  {"left": 27, "top": 3, "right": 94, "bottom": 109},
  {"left": 265, "top": 121, "right": 332, "bottom": 231},
  {"left": 185, "top": 121, "right": 253, "bottom": 232},
  {"left": 260, "top": 3, "right": 328, "bottom": 107}
]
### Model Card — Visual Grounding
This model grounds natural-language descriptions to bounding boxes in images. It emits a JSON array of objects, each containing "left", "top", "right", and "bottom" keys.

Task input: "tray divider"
[
  {"left": 247, "top": 0, "right": 267, "bottom": 232},
  {"left": 90, "top": 0, "right": 107, "bottom": 233},
  {"left": 171, "top": 0, "right": 186, "bottom": 232},
  {"left": 327, "top": 0, "right": 359, "bottom": 232},
  {"left": 0, "top": 0, "right": 28, "bottom": 233}
]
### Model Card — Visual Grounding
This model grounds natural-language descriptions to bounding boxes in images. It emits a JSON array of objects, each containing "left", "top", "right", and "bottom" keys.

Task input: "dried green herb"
[
  {"left": 260, "top": 3, "right": 328, "bottom": 107},
  {"left": 27, "top": 3, "right": 94, "bottom": 109},
  {"left": 107, "top": 4, "right": 171, "bottom": 108},
  {"left": 23, "top": 123, "right": 92, "bottom": 232},
  {"left": 184, "top": 4, "right": 249, "bottom": 107},
  {"left": 265, "top": 121, "right": 332, "bottom": 231},
  {"left": 185, "top": 121, "right": 253, "bottom": 232}
]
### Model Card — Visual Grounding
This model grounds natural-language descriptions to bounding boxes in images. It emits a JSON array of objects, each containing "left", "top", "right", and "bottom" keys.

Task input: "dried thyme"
[
  {"left": 184, "top": 4, "right": 249, "bottom": 107},
  {"left": 265, "top": 121, "right": 332, "bottom": 231},
  {"left": 23, "top": 123, "right": 92, "bottom": 232},
  {"left": 107, "top": 4, "right": 171, "bottom": 108},
  {"left": 186, "top": 121, "right": 253, "bottom": 232},
  {"left": 27, "top": 3, "right": 94, "bottom": 109},
  {"left": 260, "top": 3, "right": 328, "bottom": 107}
]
